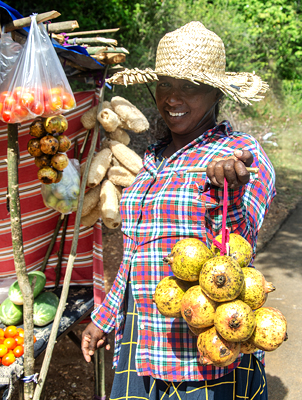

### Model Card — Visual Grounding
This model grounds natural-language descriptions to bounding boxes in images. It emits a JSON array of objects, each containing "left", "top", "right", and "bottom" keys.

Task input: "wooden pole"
[
  {"left": 45, "top": 20, "right": 79, "bottom": 34},
  {"left": 66, "top": 37, "right": 117, "bottom": 46},
  {"left": 67, "top": 28, "right": 120, "bottom": 37},
  {"left": 86, "top": 47, "right": 129, "bottom": 55},
  {"left": 5, "top": 10, "right": 61, "bottom": 32},
  {"left": 32, "top": 66, "right": 109, "bottom": 400},
  {"left": 7, "top": 123, "right": 35, "bottom": 400}
]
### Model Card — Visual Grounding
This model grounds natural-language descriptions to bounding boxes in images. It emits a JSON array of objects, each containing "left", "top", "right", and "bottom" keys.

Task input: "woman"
[{"left": 82, "top": 21, "right": 275, "bottom": 399}]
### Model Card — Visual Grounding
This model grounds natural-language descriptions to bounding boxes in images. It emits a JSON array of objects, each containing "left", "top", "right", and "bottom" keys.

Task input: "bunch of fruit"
[
  {"left": 27, "top": 114, "right": 71, "bottom": 185},
  {"left": 0, "top": 326, "right": 36, "bottom": 367},
  {"left": 0, "top": 86, "right": 75, "bottom": 124},
  {"left": 154, "top": 234, "right": 287, "bottom": 367}
]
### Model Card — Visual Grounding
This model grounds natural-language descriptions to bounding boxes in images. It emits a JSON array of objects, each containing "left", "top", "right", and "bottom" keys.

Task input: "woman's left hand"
[{"left": 206, "top": 149, "right": 254, "bottom": 189}]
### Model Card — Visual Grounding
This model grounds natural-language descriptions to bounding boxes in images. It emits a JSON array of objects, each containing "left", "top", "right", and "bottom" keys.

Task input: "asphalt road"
[{"left": 253, "top": 201, "right": 302, "bottom": 400}]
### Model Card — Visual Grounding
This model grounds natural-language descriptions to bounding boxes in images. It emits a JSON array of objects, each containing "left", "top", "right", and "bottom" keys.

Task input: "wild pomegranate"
[
  {"left": 214, "top": 299, "right": 256, "bottom": 342},
  {"left": 153, "top": 276, "right": 192, "bottom": 318},
  {"left": 197, "top": 326, "right": 241, "bottom": 367},
  {"left": 249, "top": 307, "right": 288, "bottom": 351},
  {"left": 163, "top": 238, "right": 213, "bottom": 282},
  {"left": 181, "top": 285, "right": 217, "bottom": 328},
  {"left": 211, "top": 233, "right": 253, "bottom": 268},
  {"left": 237, "top": 267, "right": 275, "bottom": 310},
  {"left": 240, "top": 339, "right": 258, "bottom": 354},
  {"left": 199, "top": 255, "right": 244, "bottom": 302}
]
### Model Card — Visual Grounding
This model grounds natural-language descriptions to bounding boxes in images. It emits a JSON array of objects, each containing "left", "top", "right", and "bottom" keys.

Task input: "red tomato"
[
  {"left": 2, "top": 352, "right": 15, "bottom": 366},
  {"left": 0, "top": 91, "right": 12, "bottom": 103},
  {"left": 20, "top": 91, "right": 35, "bottom": 108},
  {"left": 62, "top": 92, "right": 75, "bottom": 110},
  {"left": 15, "top": 335, "right": 24, "bottom": 346},
  {"left": 13, "top": 86, "right": 24, "bottom": 101},
  {"left": 4, "top": 96, "right": 16, "bottom": 111},
  {"left": 4, "top": 337, "right": 16, "bottom": 350},
  {"left": 13, "top": 345, "right": 24, "bottom": 358},
  {"left": 49, "top": 94, "right": 63, "bottom": 111},
  {"left": 2, "top": 110, "right": 12, "bottom": 122},
  {"left": 17, "top": 328, "right": 24, "bottom": 337},
  {"left": 0, "top": 338, "right": 4, "bottom": 345},
  {"left": 4, "top": 326, "right": 18, "bottom": 338},
  {"left": 42, "top": 101, "right": 52, "bottom": 116},
  {"left": 49, "top": 87, "right": 63, "bottom": 96},
  {"left": 14, "top": 104, "right": 29, "bottom": 119},
  {"left": 30, "top": 100, "right": 44, "bottom": 115},
  {"left": 0, "top": 328, "right": 4, "bottom": 338},
  {"left": 0, "top": 344, "right": 8, "bottom": 357},
  {"left": 33, "top": 336, "right": 37, "bottom": 343}
]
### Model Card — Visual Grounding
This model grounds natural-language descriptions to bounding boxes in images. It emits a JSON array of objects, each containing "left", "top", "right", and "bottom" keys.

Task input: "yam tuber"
[
  {"left": 109, "top": 140, "right": 143, "bottom": 175},
  {"left": 111, "top": 96, "right": 149, "bottom": 133},
  {"left": 107, "top": 165, "right": 136, "bottom": 187},
  {"left": 87, "top": 148, "right": 112, "bottom": 188}
]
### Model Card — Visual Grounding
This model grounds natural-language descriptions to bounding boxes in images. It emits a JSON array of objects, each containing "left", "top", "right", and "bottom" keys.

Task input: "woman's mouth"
[{"left": 167, "top": 111, "right": 188, "bottom": 117}]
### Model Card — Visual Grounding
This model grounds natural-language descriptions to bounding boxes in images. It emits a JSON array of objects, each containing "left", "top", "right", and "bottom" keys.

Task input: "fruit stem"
[
  {"left": 163, "top": 255, "right": 173, "bottom": 264},
  {"left": 215, "top": 274, "right": 226, "bottom": 287}
]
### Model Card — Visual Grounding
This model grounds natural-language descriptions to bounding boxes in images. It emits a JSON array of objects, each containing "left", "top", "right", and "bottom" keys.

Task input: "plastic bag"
[
  {"left": 41, "top": 159, "right": 80, "bottom": 215},
  {"left": 0, "top": 30, "right": 23, "bottom": 85},
  {"left": 0, "top": 14, "right": 76, "bottom": 124}
]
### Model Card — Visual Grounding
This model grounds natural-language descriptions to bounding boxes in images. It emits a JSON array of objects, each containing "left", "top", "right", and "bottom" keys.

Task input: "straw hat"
[{"left": 107, "top": 21, "right": 268, "bottom": 105}]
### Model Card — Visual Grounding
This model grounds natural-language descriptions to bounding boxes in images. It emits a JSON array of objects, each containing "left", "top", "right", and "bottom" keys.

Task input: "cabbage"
[
  {"left": 0, "top": 297, "right": 23, "bottom": 326},
  {"left": 33, "top": 292, "right": 59, "bottom": 326},
  {"left": 8, "top": 271, "right": 46, "bottom": 305}
]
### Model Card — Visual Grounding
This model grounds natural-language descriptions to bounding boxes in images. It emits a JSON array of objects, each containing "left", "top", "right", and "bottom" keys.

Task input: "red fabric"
[{"left": 0, "top": 90, "right": 105, "bottom": 305}]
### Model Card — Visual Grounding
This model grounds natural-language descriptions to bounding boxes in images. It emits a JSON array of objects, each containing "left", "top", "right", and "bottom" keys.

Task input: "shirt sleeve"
[{"left": 204, "top": 137, "right": 276, "bottom": 261}]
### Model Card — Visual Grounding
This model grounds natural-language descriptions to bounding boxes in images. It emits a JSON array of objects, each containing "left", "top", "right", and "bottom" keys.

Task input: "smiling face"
[{"left": 155, "top": 76, "right": 220, "bottom": 137}]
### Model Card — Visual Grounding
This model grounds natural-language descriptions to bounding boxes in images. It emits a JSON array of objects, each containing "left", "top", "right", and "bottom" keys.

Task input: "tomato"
[
  {"left": 49, "top": 94, "right": 63, "bottom": 111},
  {"left": 2, "top": 352, "right": 15, "bottom": 366},
  {"left": 62, "top": 92, "right": 75, "bottom": 110},
  {"left": 4, "top": 337, "right": 16, "bottom": 350},
  {"left": 12, "top": 86, "right": 24, "bottom": 101},
  {"left": 15, "top": 335, "right": 24, "bottom": 346},
  {"left": 33, "top": 336, "right": 37, "bottom": 343},
  {"left": 49, "top": 87, "right": 63, "bottom": 96},
  {"left": 30, "top": 100, "right": 44, "bottom": 115},
  {"left": 2, "top": 110, "right": 12, "bottom": 122},
  {"left": 0, "top": 338, "right": 4, "bottom": 345},
  {"left": 13, "top": 345, "right": 24, "bottom": 358},
  {"left": 14, "top": 104, "right": 29, "bottom": 119},
  {"left": 0, "top": 328, "right": 4, "bottom": 338},
  {"left": 0, "top": 344, "right": 8, "bottom": 357},
  {"left": 42, "top": 101, "right": 52, "bottom": 116},
  {"left": 4, "top": 96, "right": 16, "bottom": 111},
  {"left": 0, "top": 91, "right": 12, "bottom": 103},
  {"left": 4, "top": 326, "right": 18, "bottom": 338},
  {"left": 20, "top": 91, "right": 35, "bottom": 108},
  {"left": 16, "top": 328, "right": 24, "bottom": 336}
]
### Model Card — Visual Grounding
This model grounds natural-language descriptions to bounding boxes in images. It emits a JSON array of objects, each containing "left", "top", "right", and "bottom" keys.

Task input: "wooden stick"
[
  {"left": 40, "top": 215, "right": 64, "bottom": 272},
  {"left": 5, "top": 10, "right": 61, "bottom": 32},
  {"left": 186, "top": 167, "right": 259, "bottom": 173},
  {"left": 45, "top": 20, "right": 79, "bottom": 34},
  {"left": 91, "top": 53, "right": 126, "bottom": 64},
  {"left": 67, "top": 28, "right": 119, "bottom": 37},
  {"left": 7, "top": 123, "right": 35, "bottom": 400},
  {"left": 78, "top": 130, "right": 91, "bottom": 164},
  {"left": 66, "top": 37, "right": 117, "bottom": 46},
  {"left": 32, "top": 66, "right": 109, "bottom": 400},
  {"left": 55, "top": 214, "right": 69, "bottom": 288},
  {"left": 86, "top": 46, "right": 129, "bottom": 55}
]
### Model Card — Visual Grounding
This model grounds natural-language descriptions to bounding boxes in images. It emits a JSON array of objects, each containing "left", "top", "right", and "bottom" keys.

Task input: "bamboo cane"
[
  {"left": 86, "top": 47, "right": 129, "bottom": 55},
  {"left": 5, "top": 10, "right": 61, "bottom": 32},
  {"left": 55, "top": 214, "right": 69, "bottom": 288},
  {"left": 7, "top": 123, "right": 35, "bottom": 400},
  {"left": 67, "top": 28, "right": 120, "bottom": 37},
  {"left": 66, "top": 37, "right": 117, "bottom": 46},
  {"left": 32, "top": 66, "right": 109, "bottom": 400}
]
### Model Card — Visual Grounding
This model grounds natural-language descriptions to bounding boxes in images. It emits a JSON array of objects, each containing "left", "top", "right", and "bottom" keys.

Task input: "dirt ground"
[{"left": 1, "top": 109, "right": 294, "bottom": 400}]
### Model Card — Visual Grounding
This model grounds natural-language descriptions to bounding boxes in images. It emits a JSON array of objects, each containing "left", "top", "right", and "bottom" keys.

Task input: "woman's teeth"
[{"left": 168, "top": 112, "right": 186, "bottom": 117}]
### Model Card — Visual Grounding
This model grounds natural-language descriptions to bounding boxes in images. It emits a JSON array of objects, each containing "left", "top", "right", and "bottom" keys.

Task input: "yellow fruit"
[
  {"left": 211, "top": 233, "right": 253, "bottom": 268},
  {"left": 44, "top": 115, "right": 68, "bottom": 134}
]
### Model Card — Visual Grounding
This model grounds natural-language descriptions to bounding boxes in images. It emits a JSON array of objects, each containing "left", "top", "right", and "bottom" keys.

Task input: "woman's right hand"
[{"left": 81, "top": 321, "right": 110, "bottom": 362}]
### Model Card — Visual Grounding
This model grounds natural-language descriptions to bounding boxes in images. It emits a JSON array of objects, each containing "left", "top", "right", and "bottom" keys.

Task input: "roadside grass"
[{"left": 221, "top": 92, "right": 302, "bottom": 212}]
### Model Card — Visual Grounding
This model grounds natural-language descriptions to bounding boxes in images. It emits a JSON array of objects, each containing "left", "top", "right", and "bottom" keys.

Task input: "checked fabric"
[{"left": 92, "top": 120, "right": 276, "bottom": 382}]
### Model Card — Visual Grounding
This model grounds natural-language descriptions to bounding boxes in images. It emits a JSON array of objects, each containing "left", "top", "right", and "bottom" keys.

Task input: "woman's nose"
[{"left": 165, "top": 90, "right": 183, "bottom": 106}]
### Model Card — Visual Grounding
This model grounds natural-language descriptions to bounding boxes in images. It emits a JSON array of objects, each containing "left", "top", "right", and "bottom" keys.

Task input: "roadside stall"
[{"left": 0, "top": 2, "right": 130, "bottom": 399}]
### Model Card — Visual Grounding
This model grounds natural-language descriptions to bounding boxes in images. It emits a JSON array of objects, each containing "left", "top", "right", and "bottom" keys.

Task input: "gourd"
[{"left": 8, "top": 271, "right": 46, "bottom": 305}]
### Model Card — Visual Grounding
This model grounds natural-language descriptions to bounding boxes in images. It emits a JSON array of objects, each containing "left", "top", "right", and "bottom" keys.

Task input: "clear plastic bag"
[
  {"left": 0, "top": 14, "right": 76, "bottom": 124},
  {"left": 0, "top": 30, "right": 23, "bottom": 86},
  {"left": 41, "top": 159, "right": 80, "bottom": 215}
]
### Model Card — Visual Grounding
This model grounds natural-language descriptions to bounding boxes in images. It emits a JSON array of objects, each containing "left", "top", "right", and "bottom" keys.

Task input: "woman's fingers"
[{"left": 234, "top": 149, "right": 253, "bottom": 167}]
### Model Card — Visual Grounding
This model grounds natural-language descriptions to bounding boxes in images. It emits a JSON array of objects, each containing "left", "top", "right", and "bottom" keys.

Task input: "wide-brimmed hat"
[{"left": 107, "top": 21, "right": 268, "bottom": 105}]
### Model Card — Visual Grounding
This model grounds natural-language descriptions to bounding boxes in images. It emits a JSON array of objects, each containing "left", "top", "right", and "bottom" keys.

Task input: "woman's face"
[{"left": 155, "top": 76, "right": 219, "bottom": 136}]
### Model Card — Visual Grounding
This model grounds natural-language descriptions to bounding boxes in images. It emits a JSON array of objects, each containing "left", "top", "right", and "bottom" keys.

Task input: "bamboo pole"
[
  {"left": 67, "top": 28, "right": 119, "bottom": 37},
  {"left": 45, "top": 20, "right": 79, "bottom": 33},
  {"left": 5, "top": 10, "right": 61, "bottom": 32},
  {"left": 7, "top": 123, "right": 35, "bottom": 400},
  {"left": 32, "top": 66, "right": 109, "bottom": 400},
  {"left": 55, "top": 214, "right": 69, "bottom": 288},
  {"left": 86, "top": 46, "right": 129, "bottom": 55},
  {"left": 66, "top": 37, "right": 117, "bottom": 46}
]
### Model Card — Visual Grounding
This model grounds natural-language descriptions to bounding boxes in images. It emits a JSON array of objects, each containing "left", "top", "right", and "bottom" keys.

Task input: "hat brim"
[{"left": 106, "top": 68, "right": 269, "bottom": 106}]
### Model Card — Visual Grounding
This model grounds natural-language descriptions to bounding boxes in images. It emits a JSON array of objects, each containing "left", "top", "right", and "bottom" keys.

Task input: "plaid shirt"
[{"left": 92, "top": 120, "right": 276, "bottom": 381}]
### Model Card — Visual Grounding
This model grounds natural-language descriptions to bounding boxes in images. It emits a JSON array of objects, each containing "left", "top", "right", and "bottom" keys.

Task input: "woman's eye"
[{"left": 158, "top": 82, "right": 170, "bottom": 88}]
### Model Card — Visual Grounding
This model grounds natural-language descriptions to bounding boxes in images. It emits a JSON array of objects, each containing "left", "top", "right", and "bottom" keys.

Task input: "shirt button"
[{"left": 140, "top": 324, "right": 145, "bottom": 330}]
